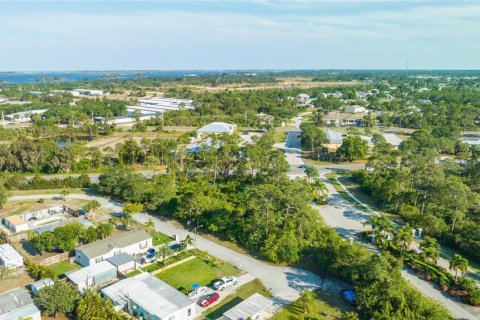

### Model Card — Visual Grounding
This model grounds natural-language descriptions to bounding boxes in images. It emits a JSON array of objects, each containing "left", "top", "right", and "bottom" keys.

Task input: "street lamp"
[{"left": 192, "top": 224, "right": 203, "bottom": 256}]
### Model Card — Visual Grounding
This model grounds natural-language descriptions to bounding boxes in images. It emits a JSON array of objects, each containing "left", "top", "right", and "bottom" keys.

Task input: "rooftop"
[
  {"left": 101, "top": 273, "right": 194, "bottom": 319},
  {"left": 66, "top": 260, "right": 117, "bottom": 285},
  {"left": 76, "top": 229, "right": 151, "bottom": 259},
  {"left": 4, "top": 215, "right": 25, "bottom": 226},
  {"left": 106, "top": 253, "right": 134, "bottom": 267},
  {"left": 30, "top": 278, "right": 54, "bottom": 291},
  {"left": 0, "top": 244, "right": 23, "bottom": 263},
  {"left": 222, "top": 293, "right": 273, "bottom": 320},
  {"left": 324, "top": 130, "right": 344, "bottom": 145},
  {"left": 198, "top": 122, "right": 236, "bottom": 134},
  {"left": 0, "top": 287, "right": 39, "bottom": 319}
]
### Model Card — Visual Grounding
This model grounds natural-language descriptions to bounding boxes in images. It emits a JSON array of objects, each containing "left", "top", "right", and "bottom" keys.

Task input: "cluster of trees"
[
  {"left": 96, "top": 132, "right": 451, "bottom": 318},
  {"left": 351, "top": 132, "right": 480, "bottom": 263},
  {"left": 28, "top": 221, "right": 113, "bottom": 252},
  {"left": 3, "top": 174, "right": 91, "bottom": 190},
  {"left": 34, "top": 282, "right": 128, "bottom": 319}
]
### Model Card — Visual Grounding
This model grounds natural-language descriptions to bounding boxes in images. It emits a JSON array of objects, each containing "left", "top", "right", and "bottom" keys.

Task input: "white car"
[
  {"left": 213, "top": 276, "right": 238, "bottom": 291},
  {"left": 187, "top": 286, "right": 209, "bottom": 300}
]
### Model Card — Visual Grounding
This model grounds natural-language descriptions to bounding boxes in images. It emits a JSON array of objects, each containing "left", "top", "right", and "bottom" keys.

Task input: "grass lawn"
[
  {"left": 204, "top": 279, "right": 270, "bottom": 320},
  {"left": 10, "top": 188, "right": 85, "bottom": 196},
  {"left": 47, "top": 260, "right": 82, "bottom": 279},
  {"left": 273, "top": 131, "right": 287, "bottom": 144},
  {"left": 272, "top": 289, "right": 355, "bottom": 320},
  {"left": 127, "top": 270, "right": 142, "bottom": 277},
  {"left": 156, "top": 255, "right": 240, "bottom": 294},
  {"left": 142, "top": 250, "right": 195, "bottom": 273},
  {"left": 337, "top": 175, "right": 385, "bottom": 212},
  {"left": 151, "top": 231, "right": 173, "bottom": 246}
]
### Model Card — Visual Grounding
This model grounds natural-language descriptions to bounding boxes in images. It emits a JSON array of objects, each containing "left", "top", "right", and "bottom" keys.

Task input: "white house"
[
  {"left": 345, "top": 105, "right": 366, "bottom": 114},
  {"left": 66, "top": 261, "right": 118, "bottom": 291},
  {"left": 2, "top": 205, "right": 68, "bottom": 234},
  {"left": 4, "top": 109, "right": 48, "bottom": 123},
  {"left": 0, "top": 287, "right": 41, "bottom": 320},
  {"left": 197, "top": 122, "right": 237, "bottom": 136},
  {"left": 101, "top": 272, "right": 196, "bottom": 320},
  {"left": 0, "top": 244, "right": 24, "bottom": 268},
  {"left": 74, "top": 230, "right": 152, "bottom": 267},
  {"left": 130, "top": 97, "right": 195, "bottom": 114},
  {"left": 220, "top": 293, "right": 273, "bottom": 320},
  {"left": 297, "top": 93, "right": 311, "bottom": 104}
]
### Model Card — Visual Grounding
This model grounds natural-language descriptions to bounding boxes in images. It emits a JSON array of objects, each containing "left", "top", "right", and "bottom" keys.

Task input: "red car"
[{"left": 199, "top": 292, "right": 220, "bottom": 307}]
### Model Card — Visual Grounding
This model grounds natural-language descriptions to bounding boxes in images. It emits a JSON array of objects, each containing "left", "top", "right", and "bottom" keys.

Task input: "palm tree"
[
  {"left": 304, "top": 166, "right": 319, "bottom": 183},
  {"left": 449, "top": 254, "right": 469, "bottom": 282},
  {"left": 363, "top": 216, "right": 381, "bottom": 242},
  {"left": 158, "top": 246, "right": 173, "bottom": 265},
  {"left": 310, "top": 180, "right": 328, "bottom": 204},
  {"left": 376, "top": 216, "right": 395, "bottom": 244},
  {"left": 395, "top": 224, "right": 414, "bottom": 254},
  {"left": 144, "top": 219, "right": 155, "bottom": 232},
  {"left": 298, "top": 289, "right": 317, "bottom": 316},
  {"left": 181, "top": 235, "right": 194, "bottom": 250}
]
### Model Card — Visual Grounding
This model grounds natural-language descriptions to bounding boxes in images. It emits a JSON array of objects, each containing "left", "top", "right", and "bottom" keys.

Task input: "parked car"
[
  {"left": 341, "top": 289, "right": 357, "bottom": 305},
  {"left": 188, "top": 286, "right": 209, "bottom": 300},
  {"left": 298, "top": 164, "right": 311, "bottom": 169},
  {"left": 199, "top": 292, "right": 220, "bottom": 307},
  {"left": 213, "top": 276, "right": 238, "bottom": 291}
]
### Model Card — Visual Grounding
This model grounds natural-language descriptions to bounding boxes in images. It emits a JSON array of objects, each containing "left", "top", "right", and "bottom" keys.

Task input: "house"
[
  {"left": 0, "top": 244, "right": 24, "bottom": 268},
  {"left": 3, "top": 205, "right": 69, "bottom": 233},
  {"left": 197, "top": 122, "right": 237, "bottom": 136},
  {"left": 101, "top": 272, "right": 196, "bottom": 320},
  {"left": 345, "top": 105, "right": 366, "bottom": 114},
  {"left": 297, "top": 93, "right": 310, "bottom": 104},
  {"left": 324, "top": 130, "right": 344, "bottom": 151},
  {"left": 30, "top": 278, "right": 54, "bottom": 295},
  {"left": 74, "top": 230, "right": 152, "bottom": 266},
  {"left": 219, "top": 293, "right": 273, "bottom": 320},
  {"left": 66, "top": 261, "right": 117, "bottom": 291},
  {"left": 0, "top": 287, "right": 41, "bottom": 320},
  {"left": 323, "top": 112, "right": 364, "bottom": 126},
  {"left": 106, "top": 253, "right": 136, "bottom": 274}
]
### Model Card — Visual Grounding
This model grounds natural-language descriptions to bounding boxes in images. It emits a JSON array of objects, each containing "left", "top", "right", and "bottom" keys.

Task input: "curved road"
[{"left": 9, "top": 193, "right": 344, "bottom": 308}]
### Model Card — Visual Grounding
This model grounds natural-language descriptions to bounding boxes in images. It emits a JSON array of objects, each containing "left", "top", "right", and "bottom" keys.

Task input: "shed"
[
  {"left": 107, "top": 253, "right": 135, "bottom": 274},
  {"left": 221, "top": 293, "right": 273, "bottom": 320},
  {"left": 30, "top": 278, "right": 54, "bottom": 295},
  {"left": 66, "top": 261, "right": 117, "bottom": 291},
  {"left": 0, "top": 244, "right": 24, "bottom": 268}
]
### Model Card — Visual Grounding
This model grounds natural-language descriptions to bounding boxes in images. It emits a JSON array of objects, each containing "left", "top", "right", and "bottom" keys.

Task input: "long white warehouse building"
[{"left": 128, "top": 97, "right": 195, "bottom": 114}]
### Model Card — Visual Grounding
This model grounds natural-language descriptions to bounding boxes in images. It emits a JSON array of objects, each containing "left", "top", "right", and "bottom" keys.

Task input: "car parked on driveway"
[
  {"left": 187, "top": 286, "right": 209, "bottom": 300},
  {"left": 298, "top": 164, "right": 311, "bottom": 169},
  {"left": 213, "top": 276, "right": 238, "bottom": 291},
  {"left": 199, "top": 292, "right": 220, "bottom": 307}
]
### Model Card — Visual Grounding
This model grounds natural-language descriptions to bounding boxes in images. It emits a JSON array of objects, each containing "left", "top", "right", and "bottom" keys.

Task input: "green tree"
[
  {"left": 76, "top": 290, "right": 129, "bottom": 320},
  {"left": 449, "top": 254, "right": 469, "bottom": 282},
  {"left": 59, "top": 189, "right": 70, "bottom": 201},
  {"left": 34, "top": 282, "right": 79, "bottom": 316},
  {"left": 0, "top": 184, "right": 8, "bottom": 208},
  {"left": 298, "top": 289, "right": 317, "bottom": 316},
  {"left": 395, "top": 224, "right": 414, "bottom": 254},
  {"left": 339, "top": 312, "right": 360, "bottom": 320},
  {"left": 158, "top": 245, "right": 173, "bottom": 265},
  {"left": 144, "top": 219, "right": 155, "bottom": 231},
  {"left": 336, "top": 135, "right": 368, "bottom": 162}
]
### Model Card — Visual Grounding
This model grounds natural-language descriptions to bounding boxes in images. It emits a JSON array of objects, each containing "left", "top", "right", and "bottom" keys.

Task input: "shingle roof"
[{"left": 76, "top": 230, "right": 151, "bottom": 259}]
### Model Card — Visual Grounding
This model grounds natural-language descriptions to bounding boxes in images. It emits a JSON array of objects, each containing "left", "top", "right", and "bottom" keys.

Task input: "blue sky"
[{"left": 0, "top": 0, "right": 479, "bottom": 71}]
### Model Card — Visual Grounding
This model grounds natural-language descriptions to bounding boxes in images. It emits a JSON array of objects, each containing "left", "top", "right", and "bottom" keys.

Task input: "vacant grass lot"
[
  {"left": 156, "top": 255, "right": 240, "bottom": 294},
  {"left": 151, "top": 231, "right": 173, "bottom": 246},
  {"left": 273, "top": 289, "right": 354, "bottom": 320},
  {"left": 47, "top": 260, "right": 82, "bottom": 279},
  {"left": 204, "top": 279, "right": 270, "bottom": 320}
]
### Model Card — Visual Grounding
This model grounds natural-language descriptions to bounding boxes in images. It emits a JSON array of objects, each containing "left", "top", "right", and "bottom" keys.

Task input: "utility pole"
[
  {"left": 1, "top": 111, "right": 4, "bottom": 128},
  {"left": 192, "top": 224, "right": 203, "bottom": 256}
]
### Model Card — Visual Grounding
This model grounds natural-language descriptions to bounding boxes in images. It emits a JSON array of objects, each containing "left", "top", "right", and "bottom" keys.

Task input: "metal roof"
[
  {"left": 106, "top": 253, "right": 134, "bottom": 267},
  {"left": 0, "top": 287, "right": 39, "bottom": 319},
  {"left": 223, "top": 293, "right": 273, "bottom": 320},
  {"left": 75, "top": 230, "right": 151, "bottom": 259},
  {"left": 324, "top": 129, "right": 344, "bottom": 145},
  {"left": 66, "top": 261, "right": 117, "bottom": 285},
  {"left": 30, "top": 278, "right": 54, "bottom": 291},
  {"left": 198, "top": 122, "right": 235, "bottom": 134}
]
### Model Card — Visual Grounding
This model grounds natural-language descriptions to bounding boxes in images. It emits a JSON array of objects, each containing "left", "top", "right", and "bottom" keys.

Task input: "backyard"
[{"left": 47, "top": 260, "right": 82, "bottom": 279}]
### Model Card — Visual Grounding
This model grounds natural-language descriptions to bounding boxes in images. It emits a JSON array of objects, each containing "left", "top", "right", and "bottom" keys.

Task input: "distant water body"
[{"left": 0, "top": 70, "right": 209, "bottom": 84}]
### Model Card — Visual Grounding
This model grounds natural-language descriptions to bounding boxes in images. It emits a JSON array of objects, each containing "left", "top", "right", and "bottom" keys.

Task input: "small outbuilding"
[
  {"left": 30, "top": 278, "right": 54, "bottom": 295},
  {"left": 106, "top": 253, "right": 135, "bottom": 274},
  {"left": 66, "top": 261, "right": 117, "bottom": 291},
  {"left": 220, "top": 293, "right": 273, "bottom": 320}
]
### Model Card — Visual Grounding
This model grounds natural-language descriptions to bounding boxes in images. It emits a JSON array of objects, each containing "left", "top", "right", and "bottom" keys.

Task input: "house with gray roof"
[
  {"left": 74, "top": 230, "right": 152, "bottom": 267},
  {"left": 197, "top": 122, "right": 237, "bottom": 136},
  {"left": 107, "top": 252, "right": 135, "bottom": 274},
  {"left": 0, "top": 287, "right": 41, "bottom": 320},
  {"left": 101, "top": 272, "right": 196, "bottom": 320}
]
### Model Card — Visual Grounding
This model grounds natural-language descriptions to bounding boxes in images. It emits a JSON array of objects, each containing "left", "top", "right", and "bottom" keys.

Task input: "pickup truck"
[{"left": 213, "top": 276, "right": 238, "bottom": 291}]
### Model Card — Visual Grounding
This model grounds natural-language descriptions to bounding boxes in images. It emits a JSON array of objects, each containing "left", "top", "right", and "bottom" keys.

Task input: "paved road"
[
  {"left": 275, "top": 117, "right": 480, "bottom": 320},
  {"left": 9, "top": 192, "right": 345, "bottom": 308}
]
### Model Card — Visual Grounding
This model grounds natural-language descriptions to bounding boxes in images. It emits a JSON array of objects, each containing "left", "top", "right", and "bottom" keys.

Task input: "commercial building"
[
  {"left": 101, "top": 272, "right": 196, "bottom": 320},
  {"left": 219, "top": 293, "right": 273, "bottom": 320},
  {"left": 0, "top": 244, "right": 23, "bottom": 268},
  {"left": 128, "top": 97, "right": 195, "bottom": 114},
  {"left": 71, "top": 89, "right": 104, "bottom": 96},
  {"left": 0, "top": 287, "right": 41, "bottom": 320},
  {"left": 66, "top": 261, "right": 117, "bottom": 291},
  {"left": 3, "top": 109, "right": 48, "bottom": 123},
  {"left": 197, "top": 122, "right": 237, "bottom": 136},
  {"left": 93, "top": 113, "right": 157, "bottom": 125},
  {"left": 74, "top": 230, "right": 152, "bottom": 267}
]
